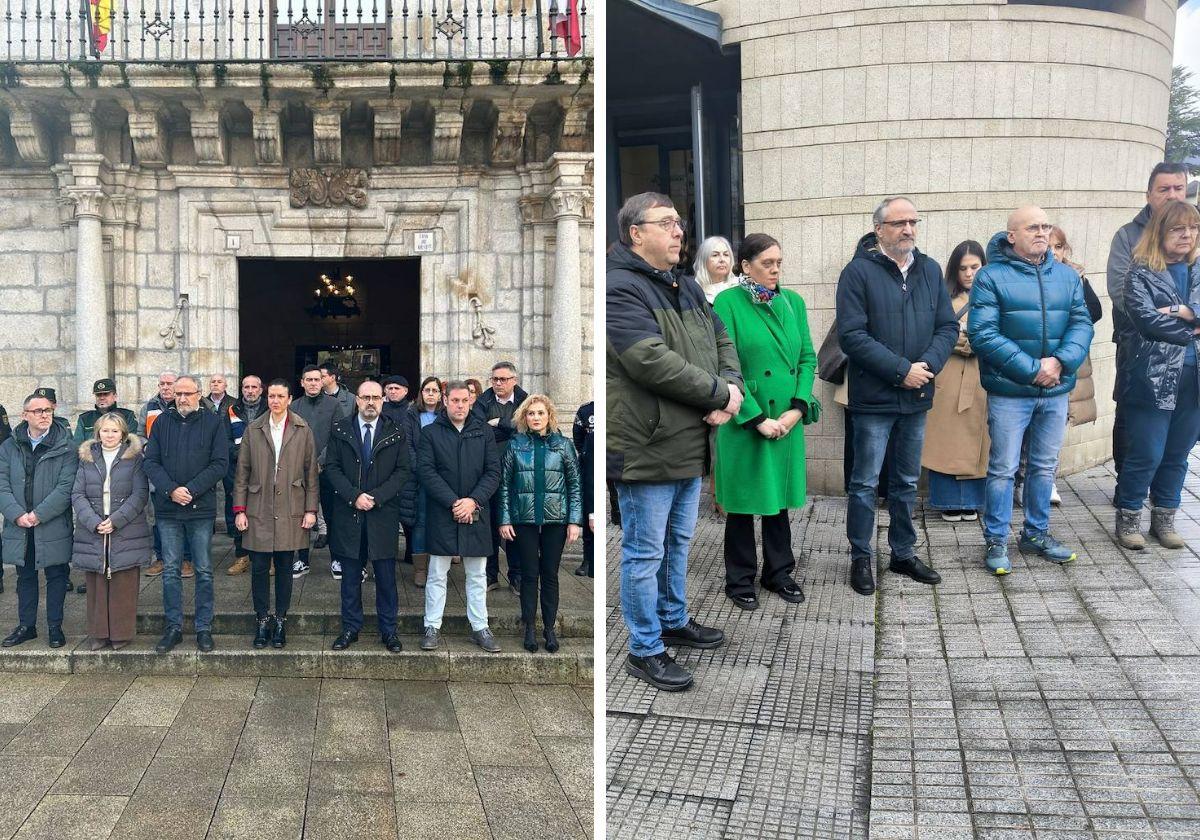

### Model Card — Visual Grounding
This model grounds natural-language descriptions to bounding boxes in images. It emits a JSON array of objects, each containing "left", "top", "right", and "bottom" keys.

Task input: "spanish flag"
[{"left": 90, "top": 0, "right": 112, "bottom": 53}]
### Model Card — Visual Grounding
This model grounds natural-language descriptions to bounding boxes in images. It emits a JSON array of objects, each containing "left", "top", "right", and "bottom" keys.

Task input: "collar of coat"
[
  {"left": 509, "top": 430, "right": 565, "bottom": 450},
  {"left": 432, "top": 412, "right": 487, "bottom": 437},
  {"left": 331, "top": 414, "right": 402, "bottom": 448},
  {"left": 79, "top": 436, "right": 142, "bottom": 463},
  {"left": 12, "top": 420, "right": 70, "bottom": 454}
]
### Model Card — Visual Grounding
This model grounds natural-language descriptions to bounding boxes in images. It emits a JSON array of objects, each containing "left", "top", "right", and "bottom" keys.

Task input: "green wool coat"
[{"left": 712, "top": 285, "right": 817, "bottom": 515}]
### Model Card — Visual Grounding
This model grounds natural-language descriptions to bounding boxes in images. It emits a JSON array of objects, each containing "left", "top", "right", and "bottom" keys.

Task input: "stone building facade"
[
  {"left": 0, "top": 9, "right": 593, "bottom": 420},
  {"left": 678, "top": 0, "right": 1177, "bottom": 494}
]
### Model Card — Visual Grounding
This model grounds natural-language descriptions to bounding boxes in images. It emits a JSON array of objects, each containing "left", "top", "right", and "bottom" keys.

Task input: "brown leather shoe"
[
  {"left": 181, "top": 561, "right": 195, "bottom": 579},
  {"left": 414, "top": 553, "right": 429, "bottom": 588},
  {"left": 226, "top": 556, "right": 250, "bottom": 576},
  {"left": 145, "top": 559, "right": 164, "bottom": 577}
]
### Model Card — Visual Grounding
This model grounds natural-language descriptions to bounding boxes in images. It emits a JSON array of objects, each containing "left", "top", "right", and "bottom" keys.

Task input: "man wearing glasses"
[
  {"left": 968, "top": 206, "right": 1094, "bottom": 575},
  {"left": 608, "top": 191, "right": 743, "bottom": 692},
  {"left": 837, "top": 197, "right": 959, "bottom": 596},
  {"left": 472, "top": 361, "right": 529, "bottom": 594},
  {"left": 143, "top": 375, "right": 230, "bottom": 653},
  {"left": 0, "top": 388, "right": 78, "bottom": 648}
]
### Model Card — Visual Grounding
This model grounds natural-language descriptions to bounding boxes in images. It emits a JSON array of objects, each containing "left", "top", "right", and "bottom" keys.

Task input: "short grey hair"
[
  {"left": 872, "top": 197, "right": 915, "bottom": 227},
  {"left": 158, "top": 370, "right": 178, "bottom": 381},
  {"left": 491, "top": 361, "right": 518, "bottom": 375},
  {"left": 617, "top": 192, "right": 675, "bottom": 246},
  {"left": 174, "top": 374, "right": 200, "bottom": 390}
]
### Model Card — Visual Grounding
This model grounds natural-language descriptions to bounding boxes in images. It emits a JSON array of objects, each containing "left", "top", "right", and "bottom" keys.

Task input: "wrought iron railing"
[{"left": 1, "top": 0, "right": 588, "bottom": 62}]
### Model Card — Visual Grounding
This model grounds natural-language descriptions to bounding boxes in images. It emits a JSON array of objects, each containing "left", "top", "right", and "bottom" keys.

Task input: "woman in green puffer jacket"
[{"left": 498, "top": 395, "right": 584, "bottom": 654}]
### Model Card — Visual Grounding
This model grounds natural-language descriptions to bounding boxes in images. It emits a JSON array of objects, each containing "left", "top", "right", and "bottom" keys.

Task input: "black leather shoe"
[
  {"left": 624, "top": 651, "right": 693, "bottom": 692},
  {"left": 271, "top": 616, "right": 287, "bottom": 649},
  {"left": 76, "top": 583, "right": 86, "bottom": 595},
  {"left": 155, "top": 627, "right": 183, "bottom": 654},
  {"left": 2, "top": 625, "right": 36, "bottom": 647},
  {"left": 574, "top": 562, "right": 589, "bottom": 576},
  {"left": 332, "top": 631, "right": 358, "bottom": 651},
  {"left": 196, "top": 631, "right": 215, "bottom": 653},
  {"left": 766, "top": 581, "right": 806, "bottom": 604},
  {"left": 728, "top": 592, "right": 760, "bottom": 611},
  {"left": 65, "top": 578, "right": 74, "bottom": 592},
  {"left": 543, "top": 628, "right": 560, "bottom": 653},
  {"left": 850, "top": 557, "right": 875, "bottom": 596},
  {"left": 382, "top": 634, "right": 403, "bottom": 653},
  {"left": 47, "top": 626, "right": 65, "bottom": 648},
  {"left": 660, "top": 619, "right": 725, "bottom": 649},
  {"left": 523, "top": 622, "right": 538, "bottom": 653},
  {"left": 252, "top": 618, "right": 271, "bottom": 649},
  {"left": 889, "top": 555, "right": 942, "bottom": 586}
]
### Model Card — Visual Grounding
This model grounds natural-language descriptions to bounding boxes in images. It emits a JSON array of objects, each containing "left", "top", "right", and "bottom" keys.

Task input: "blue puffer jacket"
[{"left": 968, "top": 232, "right": 1094, "bottom": 398}]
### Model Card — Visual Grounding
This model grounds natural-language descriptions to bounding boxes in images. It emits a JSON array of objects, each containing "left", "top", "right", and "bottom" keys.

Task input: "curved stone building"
[{"left": 612, "top": 0, "right": 1177, "bottom": 493}]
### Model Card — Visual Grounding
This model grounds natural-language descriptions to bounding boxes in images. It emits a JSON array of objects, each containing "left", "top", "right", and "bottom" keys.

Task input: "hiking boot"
[
  {"left": 1149, "top": 506, "right": 1185, "bottom": 549},
  {"left": 1019, "top": 530, "right": 1076, "bottom": 564},
  {"left": 985, "top": 541, "right": 1011, "bottom": 575},
  {"left": 227, "top": 556, "right": 250, "bottom": 576},
  {"left": 1115, "top": 508, "right": 1145, "bottom": 550}
]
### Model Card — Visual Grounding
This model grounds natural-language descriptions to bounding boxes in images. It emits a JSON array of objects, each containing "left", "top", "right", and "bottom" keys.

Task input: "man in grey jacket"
[
  {"left": 291, "top": 365, "right": 339, "bottom": 576},
  {"left": 0, "top": 388, "right": 78, "bottom": 648},
  {"left": 1107, "top": 162, "right": 1189, "bottom": 482}
]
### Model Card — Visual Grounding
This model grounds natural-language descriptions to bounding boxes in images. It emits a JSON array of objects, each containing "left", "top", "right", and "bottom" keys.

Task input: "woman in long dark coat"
[{"left": 71, "top": 413, "right": 151, "bottom": 650}]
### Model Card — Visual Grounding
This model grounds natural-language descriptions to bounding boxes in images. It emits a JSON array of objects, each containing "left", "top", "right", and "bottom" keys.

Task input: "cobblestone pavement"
[
  {"left": 0, "top": 675, "right": 592, "bottom": 840},
  {"left": 605, "top": 460, "right": 1200, "bottom": 839}
]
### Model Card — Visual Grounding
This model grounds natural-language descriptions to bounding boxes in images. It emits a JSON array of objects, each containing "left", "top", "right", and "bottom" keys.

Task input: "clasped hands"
[
  {"left": 705, "top": 383, "right": 744, "bottom": 426},
  {"left": 1032, "top": 357, "right": 1063, "bottom": 388},
  {"left": 757, "top": 408, "right": 803, "bottom": 440},
  {"left": 14, "top": 511, "right": 39, "bottom": 528}
]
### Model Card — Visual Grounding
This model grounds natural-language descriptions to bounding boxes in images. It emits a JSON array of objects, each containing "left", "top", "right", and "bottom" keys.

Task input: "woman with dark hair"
[
  {"left": 1114, "top": 200, "right": 1200, "bottom": 549},
  {"left": 711, "top": 233, "right": 817, "bottom": 610},
  {"left": 465, "top": 378, "right": 484, "bottom": 407},
  {"left": 402, "top": 375, "right": 444, "bottom": 587},
  {"left": 921, "top": 240, "right": 990, "bottom": 521}
]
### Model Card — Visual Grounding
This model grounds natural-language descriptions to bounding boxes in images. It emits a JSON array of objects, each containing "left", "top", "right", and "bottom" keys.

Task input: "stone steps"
[{"left": 0, "top": 633, "right": 592, "bottom": 683}]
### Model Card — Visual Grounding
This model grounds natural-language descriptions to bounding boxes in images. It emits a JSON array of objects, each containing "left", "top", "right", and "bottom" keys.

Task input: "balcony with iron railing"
[{"left": 1, "top": 0, "right": 588, "bottom": 62}]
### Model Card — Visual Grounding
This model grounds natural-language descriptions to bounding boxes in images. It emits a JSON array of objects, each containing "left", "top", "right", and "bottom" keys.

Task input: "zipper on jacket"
[{"left": 1037, "top": 261, "right": 1048, "bottom": 393}]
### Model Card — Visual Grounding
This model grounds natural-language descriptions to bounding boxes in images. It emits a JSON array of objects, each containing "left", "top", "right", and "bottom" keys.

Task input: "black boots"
[
  {"left": 272, "top": 616, "right": 287, "bottom": 649},
  {"left": 253, "top": 617, "right": 272, "bottom": 649},
  {"left": 850, "top": 557, "right": 875, "bottom": 595},
  {"left": 523, "top": 622, "right": 538, "bottom": 653}
]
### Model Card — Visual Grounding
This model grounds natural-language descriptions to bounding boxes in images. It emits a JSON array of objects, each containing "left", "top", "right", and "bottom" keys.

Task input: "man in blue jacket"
[
  {"left": 837, "top": 197, "right": 959, "bottom": 596},
  {"left": 143, "top": 375, "right": 229, "bottom": 653},
  {"left": 968, "top": 206, "right": 1094, "bottom": 575}
]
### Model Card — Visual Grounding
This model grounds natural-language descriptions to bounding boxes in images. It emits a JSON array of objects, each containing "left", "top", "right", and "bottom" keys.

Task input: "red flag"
[
  {"left": 90, "top": 0, "right": 112, "bottom": 53},
  {"left": 550, "top": 0, "right": 582, "bottom": 57}
]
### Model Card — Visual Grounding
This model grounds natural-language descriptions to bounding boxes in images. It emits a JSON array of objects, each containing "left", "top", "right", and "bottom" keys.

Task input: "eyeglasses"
[
  {"left": 174, "top": 390, "right": 199, "bottom": 397},
  {"left": 357, "top": 395, "right": 384, "bottom": 402},
  {"left": 1020, "top": 224, "right": 1055, "bottom": 234},
  {"left": 25, "top": 408, "right": 53, "bottom": 415},
  {"left": 1168, "top": 225, "right": 1200, "bottom": 236},
  {"left": 879, "top": 218, "right": 921, "bottom": 230},
  {"left": 492, "top": 375, "right": 516, "bottom": 383},
  {"left": 637, "top": 217, "right": 684, "bottom": 233}
]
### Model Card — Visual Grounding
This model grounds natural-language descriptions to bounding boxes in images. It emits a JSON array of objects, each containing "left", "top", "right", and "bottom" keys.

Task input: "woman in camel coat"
[{"left": 922, "top": 241, "right": 990, "bottom": 521}]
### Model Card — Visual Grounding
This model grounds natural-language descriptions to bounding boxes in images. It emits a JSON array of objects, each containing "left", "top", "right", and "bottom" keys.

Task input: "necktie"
[{"left": 361, "top": 423, "right": 373, "bottom": 481}]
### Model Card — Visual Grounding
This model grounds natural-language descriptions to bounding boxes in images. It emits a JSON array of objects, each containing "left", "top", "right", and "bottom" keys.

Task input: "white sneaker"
[
  {"left": 1050, "top": 484, "right": 1062, "bottom": 506},
  {"left": 330, "top": 559, "right": 342, "bottom": 580},
  {"left": 291, "top": 559, "right": 309, "bottom": 579},
  {"left": 941, "top": 511, "right": 962, "bottom": 522}
]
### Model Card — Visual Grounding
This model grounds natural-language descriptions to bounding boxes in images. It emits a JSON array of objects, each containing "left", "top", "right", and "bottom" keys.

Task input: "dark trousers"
[
  {"left": 580, "top": 527, "right": 594, "bottom": 577},
  {"left": 222, "top": 464, "right": 243, "bottom": 554},
  {"left": 513, "top": 524, "right": 566, "bottom": 628},
  {"left": 250, "top": 551, "right": 294, "bottom": 618},
  {"left": 17, "top": 560, "right": 68, "bottom": 629},
  {"left": 607, "top": 480, "right": 622, "bottom": 527},
  {"left": 1113, "top": 400, "right": 1128, "bottom": 479},
  {"left": 724, "top": 511, "right": 794, "bottom": 597},
  {"left": 486, "top": 494, "right": 520, "bottom": 585},
  {"left": 336, "top": 528, "right": 397, "bottom": 637},
  {"left": 401, "top": 523, "right": 414, "bottom": 564}
]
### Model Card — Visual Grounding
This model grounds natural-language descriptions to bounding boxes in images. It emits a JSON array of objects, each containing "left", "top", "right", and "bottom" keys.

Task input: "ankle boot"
[
  {"left": 523, "top": 621, "right": 538, "bottom": 653},
  {"left": 252, "top": 617, "right": 271, "bottom": 649},
  {"left": 414, "top": 553, "right": 429, "bottom": 588},
  {"left": 1149, "top": 506, "right": 1185, "bottom": 549},
  {"left": 271, "top": 615, "right": 287, "bottom": 648},
  {"left": 543, "top": 625, "right": 559, "bottom": 653},
  {"left": 1116, "top": 508, "right": 1145, "bottom": 550}
]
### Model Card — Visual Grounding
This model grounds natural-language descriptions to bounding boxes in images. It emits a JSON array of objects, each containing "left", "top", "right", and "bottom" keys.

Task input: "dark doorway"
[{"left": 237, "top": 258, "right": 420, "bottom": 395}]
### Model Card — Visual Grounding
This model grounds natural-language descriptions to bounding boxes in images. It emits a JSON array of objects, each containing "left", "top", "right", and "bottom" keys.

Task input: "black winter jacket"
[
  {"left": 498, "top": 432, "right": 583, "bottom": 526},
  {"left": 291, "top": 392, "right": 339, "bottom": 464},
  {"left": 142, "top": 408, "right": 229, "bottom": 520},
  {"left": 416, "top": 413, "right": 500, "bottom": 558},
  {"left": 836, "top": 232, "right": 959, "bottom": 414},
  {"left": 321, "top": 414, "right": 411, "bottom": 562},
  {"left": 471, "top": 386, "right": 530, "bottom": 447},
  {"left": 573, "top": 402, "right": 594, "bottom": 519},
  {"left": 1119, "top": 260, "right": 1200, "bottom": 410}
]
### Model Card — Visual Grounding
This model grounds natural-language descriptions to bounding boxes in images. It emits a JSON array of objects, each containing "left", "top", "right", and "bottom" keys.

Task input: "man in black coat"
[
  {"left": 141, "top": 375, "right": 229, "bottom": 654},
  {"left": 572, "top": 401, "right": 594, "bottom": 578},
  {"left": 291, "top": 365, "right": 340, "bottom": 573},
  {"left": 322, "top": 380, "right": 411, "bottom": 653},
  {"left": 836, "top": 196, "right": 958, "bottom": 597},
  {"left": 417, "top": 382, "right": 502, "bottom": 653},
  {"left": 471, "top": 360, "right": 528, "bottom": 593}
]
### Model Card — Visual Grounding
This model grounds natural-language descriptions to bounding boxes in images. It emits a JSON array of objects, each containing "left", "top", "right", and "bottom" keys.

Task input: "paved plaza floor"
[
  {"left": 0, "top": 675, "right": 593, "bottom": 840},
  {"left": 605, "top": 460, "right": 1200, "bottom": 839}
]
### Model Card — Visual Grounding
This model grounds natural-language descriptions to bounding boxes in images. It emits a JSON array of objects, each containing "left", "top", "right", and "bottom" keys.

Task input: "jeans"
[
  {"left": 424, "top": 555, "right": 488, "bottom": 631},
  {"left": 158, "top": 518, "right": 214, "bottom": 632},
  {"left": 16, "top": 561, "right": 68, "bottom": 628},
  {"left": 1115, "top": 369, "right": 1200, "bottom": 510},
  {"left": 982, "top": 393, "right": 1069, "bottom": 542},
  {"left": 250, "top": 551, "right": 294, "bottom": 618},
  {"left": 617, "top": 478, "right": 700, "bottom": 658},
  {"left": 846, "top": 412, "right": 925, "bottom": 561},
  {"left": 513, "top": 524, "right": 567, "bottom": 629}
]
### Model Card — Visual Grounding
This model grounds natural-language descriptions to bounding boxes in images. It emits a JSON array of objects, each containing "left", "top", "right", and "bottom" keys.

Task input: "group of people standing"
[
  {"left": 609, "top": 164, "right": 1200, "bottom": 691},
  {"left": 0, "top": 361, "right": 591, "bottom": 656}
]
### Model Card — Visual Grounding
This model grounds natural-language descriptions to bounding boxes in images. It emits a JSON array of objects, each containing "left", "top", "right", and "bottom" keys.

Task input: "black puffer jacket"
[
  {"left": 498, "top": 432, "right": 584, "bottom": 527},
  {"left": 1118, "top": 260, "right": 1200, "bottom": 410},
  {"left": 416, "top": 413, "right": 500, "bottom": 558}
]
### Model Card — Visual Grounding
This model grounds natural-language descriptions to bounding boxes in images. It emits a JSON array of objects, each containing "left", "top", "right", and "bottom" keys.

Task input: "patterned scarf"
[{"left": 738, "top": 275, "right": 780, "bottom": 305}]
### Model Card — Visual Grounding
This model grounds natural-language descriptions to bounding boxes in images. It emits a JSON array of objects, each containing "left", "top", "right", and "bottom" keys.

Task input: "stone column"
[
  {"left": 65, "top": 182, "right": 109, "bottom": 407},
  {"left": 548, "top": 188, "right": 587, "bottom": 408}
]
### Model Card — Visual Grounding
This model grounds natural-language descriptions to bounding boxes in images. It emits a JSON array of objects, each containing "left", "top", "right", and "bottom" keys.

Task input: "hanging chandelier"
[{"left": 307, "top": 268, "right": 362, "bottom": 318}]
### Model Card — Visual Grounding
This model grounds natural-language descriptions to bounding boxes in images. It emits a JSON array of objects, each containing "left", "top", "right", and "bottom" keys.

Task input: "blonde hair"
[
  {"left": 1049, "top": 225, "right": 1085, "bottom": 275},
  {"left": 94, "top": 412, "right": 130, "bottom": 438},
  {"left": 1132, "top": 200, "right": 1200, "bottom": 272},
  {"left": 514, "top": 394, "right": 559, "bottom": 434}
]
